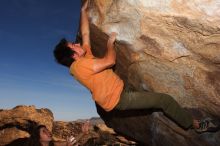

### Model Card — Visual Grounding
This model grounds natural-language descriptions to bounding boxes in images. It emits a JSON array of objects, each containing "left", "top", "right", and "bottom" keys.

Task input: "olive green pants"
[{"left": 115, "top": 89, "right": 193, "bottom": 129}]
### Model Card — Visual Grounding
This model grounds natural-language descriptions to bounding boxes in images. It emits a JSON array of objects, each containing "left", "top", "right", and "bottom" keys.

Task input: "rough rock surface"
[
  {"left": 53, "top": 119, "right": 136, "bottom": 145},
  {"left": 0, "top": 105, "right": 53, "bottom": 145},
  {"left": 89, "top": 0, "right": 220, "bottom": 111},
  {"left": 83, "top": 0, "right": 220, "bottom": 145},
  {"left": 53, "top": 121, "right": 84, "bottom": 141}
]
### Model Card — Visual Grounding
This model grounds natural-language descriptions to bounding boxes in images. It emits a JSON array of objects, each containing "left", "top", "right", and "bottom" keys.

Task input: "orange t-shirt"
[{"left": 70, "top": 45, "right": 124, "bottom": 111}]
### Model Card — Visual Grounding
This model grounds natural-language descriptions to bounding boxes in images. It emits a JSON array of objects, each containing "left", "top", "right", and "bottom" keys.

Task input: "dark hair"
[
  {"left": 53, "top": 38, "right": 75, "bottom": 67},
  {"left": 26, "top": 125, "right": 54, "bottom": 146}
]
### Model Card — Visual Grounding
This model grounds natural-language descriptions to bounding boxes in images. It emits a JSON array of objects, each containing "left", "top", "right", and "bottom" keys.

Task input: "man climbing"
[{"left": 53, "top": 0, "right": 219, "bottom": 134}]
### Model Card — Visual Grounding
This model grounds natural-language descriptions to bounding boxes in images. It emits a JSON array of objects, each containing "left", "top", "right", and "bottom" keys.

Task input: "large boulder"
[
  {"left": 84, "top": 0, "right": 220, "bottom": 145},
  {"left": 0, "top": 105, "right": 53, "bottom": 145}
]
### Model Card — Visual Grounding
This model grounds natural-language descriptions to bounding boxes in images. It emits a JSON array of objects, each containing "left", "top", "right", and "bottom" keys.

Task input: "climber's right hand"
[{"left": 108, "top": 32, "right": 117, "bottom": 44}]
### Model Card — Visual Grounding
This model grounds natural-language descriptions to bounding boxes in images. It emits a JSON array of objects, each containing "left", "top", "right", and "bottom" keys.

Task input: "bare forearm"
[
  {"left": 80, "top": 9, "right": 89, "bottom": 37},
  {"left": 80, "top": 0, "right": 91, "bottom": 50},
  {"left": 92, "top": 32, "right": 117, "bottom": 73},
  {"left": 105, "top": 39, "right": 116, "bottom": 64}
]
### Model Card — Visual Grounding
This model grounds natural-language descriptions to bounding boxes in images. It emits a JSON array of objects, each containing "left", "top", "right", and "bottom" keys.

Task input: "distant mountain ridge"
[{"left": 75, "top": 117, "right": 104, "bottom": 125}]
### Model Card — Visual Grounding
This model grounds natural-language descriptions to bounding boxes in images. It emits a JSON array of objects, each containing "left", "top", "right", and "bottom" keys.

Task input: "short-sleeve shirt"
[{"left": 70, "top": 45, "right": 124, "bottom": 111}]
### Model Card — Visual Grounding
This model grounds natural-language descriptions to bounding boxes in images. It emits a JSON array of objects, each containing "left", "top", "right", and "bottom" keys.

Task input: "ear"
[{"left": 72, "top": 54, "right": 79, "bottom": 60}]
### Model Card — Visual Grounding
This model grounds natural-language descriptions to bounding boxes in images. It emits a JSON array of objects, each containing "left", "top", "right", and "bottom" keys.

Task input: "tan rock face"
[
  {"left": 53, "top": 120, "right": 136, "bottom": 145},
  {"left": 53, "top": 121, "right": 84, "bottom": 141},
  {"left": 89, "top": 0, "right": 220, "bottom": 115},
  {"left": 0, "top": 105, "right": 53, "bottom": 145},
  {"left": 0, "top": 128, "right": 29, "bottom": 146}
]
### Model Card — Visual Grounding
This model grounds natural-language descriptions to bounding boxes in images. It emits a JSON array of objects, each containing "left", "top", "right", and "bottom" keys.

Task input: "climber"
[{"left": 53, "top": 0, "right": 220, "bottom": 133}]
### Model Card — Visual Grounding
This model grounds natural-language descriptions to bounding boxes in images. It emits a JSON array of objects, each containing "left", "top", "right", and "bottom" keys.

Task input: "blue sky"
[{"left": 0, "top": 0, "right": 98, "bottom": 121}]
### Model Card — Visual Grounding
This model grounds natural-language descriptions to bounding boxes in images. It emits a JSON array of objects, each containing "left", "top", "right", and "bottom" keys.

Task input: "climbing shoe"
[{"left": 195, "top": 117, "right": 220, "bottom": 133}]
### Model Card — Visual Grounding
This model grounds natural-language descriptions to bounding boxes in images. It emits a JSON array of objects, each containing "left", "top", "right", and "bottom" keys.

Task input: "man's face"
[
  {"left": 39, "top": 127, "right": 52, "bottom": 142},
  {"left": 67, "top": 43, "right": 85, "bottom": 59}
]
